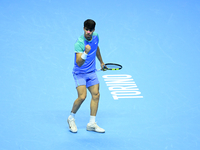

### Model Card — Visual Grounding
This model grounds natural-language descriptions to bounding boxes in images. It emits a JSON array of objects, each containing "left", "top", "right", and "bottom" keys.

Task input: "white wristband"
[{"left": 81, "top": 52, "right": 88, "bottom": 60}]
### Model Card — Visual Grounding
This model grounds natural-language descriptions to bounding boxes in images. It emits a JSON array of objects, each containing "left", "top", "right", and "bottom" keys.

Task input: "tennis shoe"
[
  {"left": 86, "top": 122, "right": 105, "bottom": 133},
  {"left": 67, "top": 117, "right": 77, "bottom": 133}
]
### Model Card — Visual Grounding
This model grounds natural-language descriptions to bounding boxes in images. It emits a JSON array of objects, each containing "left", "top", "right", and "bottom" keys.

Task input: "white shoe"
[
  {"left": 86, "top": 122, "right": 105, "bottom": 133},
  {"left": 67, "top": 117, "right": 77, "bottom": 133}
]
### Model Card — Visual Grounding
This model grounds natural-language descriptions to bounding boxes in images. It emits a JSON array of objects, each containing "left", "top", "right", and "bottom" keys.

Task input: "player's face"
[{"left": 84, "top": 27, "right": 95, "bottom": 41}]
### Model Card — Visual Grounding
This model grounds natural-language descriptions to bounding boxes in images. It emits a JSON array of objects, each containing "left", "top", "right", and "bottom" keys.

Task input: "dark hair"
[{"left": 84, "top": 19, "right": 96, "bottom": 30}]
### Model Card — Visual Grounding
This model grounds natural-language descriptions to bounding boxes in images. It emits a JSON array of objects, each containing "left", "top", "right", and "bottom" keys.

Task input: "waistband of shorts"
[{"left": 72, "top": 70, "right": 96, "bottom": 75}]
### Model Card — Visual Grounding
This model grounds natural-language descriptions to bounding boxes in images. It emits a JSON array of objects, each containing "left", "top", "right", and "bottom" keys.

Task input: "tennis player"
[{"left": 67, "top": 19, "right": 105, "bottom": 133}]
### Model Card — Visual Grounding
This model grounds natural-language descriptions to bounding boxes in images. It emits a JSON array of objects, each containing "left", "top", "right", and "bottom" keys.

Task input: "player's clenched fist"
[{"left": 85, "top": 45, "right": 91, "bottom": 54}]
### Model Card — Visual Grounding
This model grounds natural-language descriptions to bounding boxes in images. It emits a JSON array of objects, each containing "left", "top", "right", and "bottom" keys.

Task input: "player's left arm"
[{"left": 96, "top": 46, "right": 105, "bottom": 69}]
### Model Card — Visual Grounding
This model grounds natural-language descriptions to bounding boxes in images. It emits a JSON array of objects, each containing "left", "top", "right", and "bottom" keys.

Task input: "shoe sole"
[{"left": 86, "top": 127, "right": 105, "bottom": 133}]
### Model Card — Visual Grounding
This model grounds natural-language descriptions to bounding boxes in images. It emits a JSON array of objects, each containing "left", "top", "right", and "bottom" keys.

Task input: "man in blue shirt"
[{"left": 67, "top": 19, "right": 105, "bottom": 133}]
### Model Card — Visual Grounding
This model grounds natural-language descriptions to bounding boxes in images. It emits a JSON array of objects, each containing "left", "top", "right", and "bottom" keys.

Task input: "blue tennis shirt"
[{"left": 72, "top": 32, "right": 99, "bottom": 74}]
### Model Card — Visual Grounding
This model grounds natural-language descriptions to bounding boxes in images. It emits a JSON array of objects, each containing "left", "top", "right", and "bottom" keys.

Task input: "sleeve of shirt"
[
  {"left": 74, "top": 40, "right": 84, "bottom": 53},
  {"left": 75, "top": 43, "right": 83, "bottom": 53},
  {"left": 97, "top": 34, "right": 99, "bottom": 43}
]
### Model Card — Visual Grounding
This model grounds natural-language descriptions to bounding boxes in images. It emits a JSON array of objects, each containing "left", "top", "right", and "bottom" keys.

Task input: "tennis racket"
[{"left": 97, "top": 63, "right": 122, "bottom": 71}]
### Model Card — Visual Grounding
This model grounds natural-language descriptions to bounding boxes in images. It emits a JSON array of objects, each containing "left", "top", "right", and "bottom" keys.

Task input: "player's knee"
[
  {"left": 93, "top": 92, "right": 100, "bottom": 100},
  {"left": 79, "top": 94, "right": 86, "bottom": 102}
]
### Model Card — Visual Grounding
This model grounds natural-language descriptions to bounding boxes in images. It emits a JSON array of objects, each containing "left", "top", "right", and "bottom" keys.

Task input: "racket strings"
[{"left": 105, "top": 65, "right": 121, "bottom": 69}]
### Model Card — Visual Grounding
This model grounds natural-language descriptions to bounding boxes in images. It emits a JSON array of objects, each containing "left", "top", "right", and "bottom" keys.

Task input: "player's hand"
[
  {"left": 101, "top": 62, "right": 107, "bottom": 71},
  {"left": 85, "top": 45, "right": 91, "bottom": 54}
]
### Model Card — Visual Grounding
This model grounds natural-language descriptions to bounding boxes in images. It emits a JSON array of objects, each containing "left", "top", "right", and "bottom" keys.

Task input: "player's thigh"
[
  {"left": 88, "top": 84, "right": 100, "bottom": 98},
  {"left": 76, "top": 85, "right": 87, "bottom": 100}
]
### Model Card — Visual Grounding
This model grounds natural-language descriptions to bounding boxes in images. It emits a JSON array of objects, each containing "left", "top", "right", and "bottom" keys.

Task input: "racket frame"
[{"left": 97, "top": 63, "right": 122, "bottom": 71}]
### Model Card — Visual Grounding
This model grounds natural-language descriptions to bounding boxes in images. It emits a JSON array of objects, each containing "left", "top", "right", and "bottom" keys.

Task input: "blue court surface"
[{"left": 1, "top": 0, "right": 200, "bottom": 150}]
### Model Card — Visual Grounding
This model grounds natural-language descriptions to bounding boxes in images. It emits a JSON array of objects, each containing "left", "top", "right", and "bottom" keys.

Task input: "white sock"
[
  {"left": 69, "top": 112, "right": 75, "bottom": 119},
  {"left": 89, "top": 116, "right": 96, "bottom": 124}
]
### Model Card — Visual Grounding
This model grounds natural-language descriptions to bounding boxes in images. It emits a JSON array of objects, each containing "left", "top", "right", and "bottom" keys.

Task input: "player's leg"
[
  {"left": 85, "top": 71, "right": 100, "bottom": 116},
  {"left": 88, "top": 84, "right": 100, "bottom": 116},
  {"left": 70, "top": 73, "right": 87, "bottom": 114},
  {"left": 87, "top": 84, "right": 105, "bottom": 133},
  {"left": 71, "top": 85, "right": 87, "bottom": 114},
  {"left": 67, "top": 85, "right": 87, "bottom": 133}
]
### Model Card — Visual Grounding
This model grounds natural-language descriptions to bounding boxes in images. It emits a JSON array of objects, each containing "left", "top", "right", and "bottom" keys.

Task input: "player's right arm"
[{"left": 76, "top": 45, "right": 91, "bottom": 67}]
